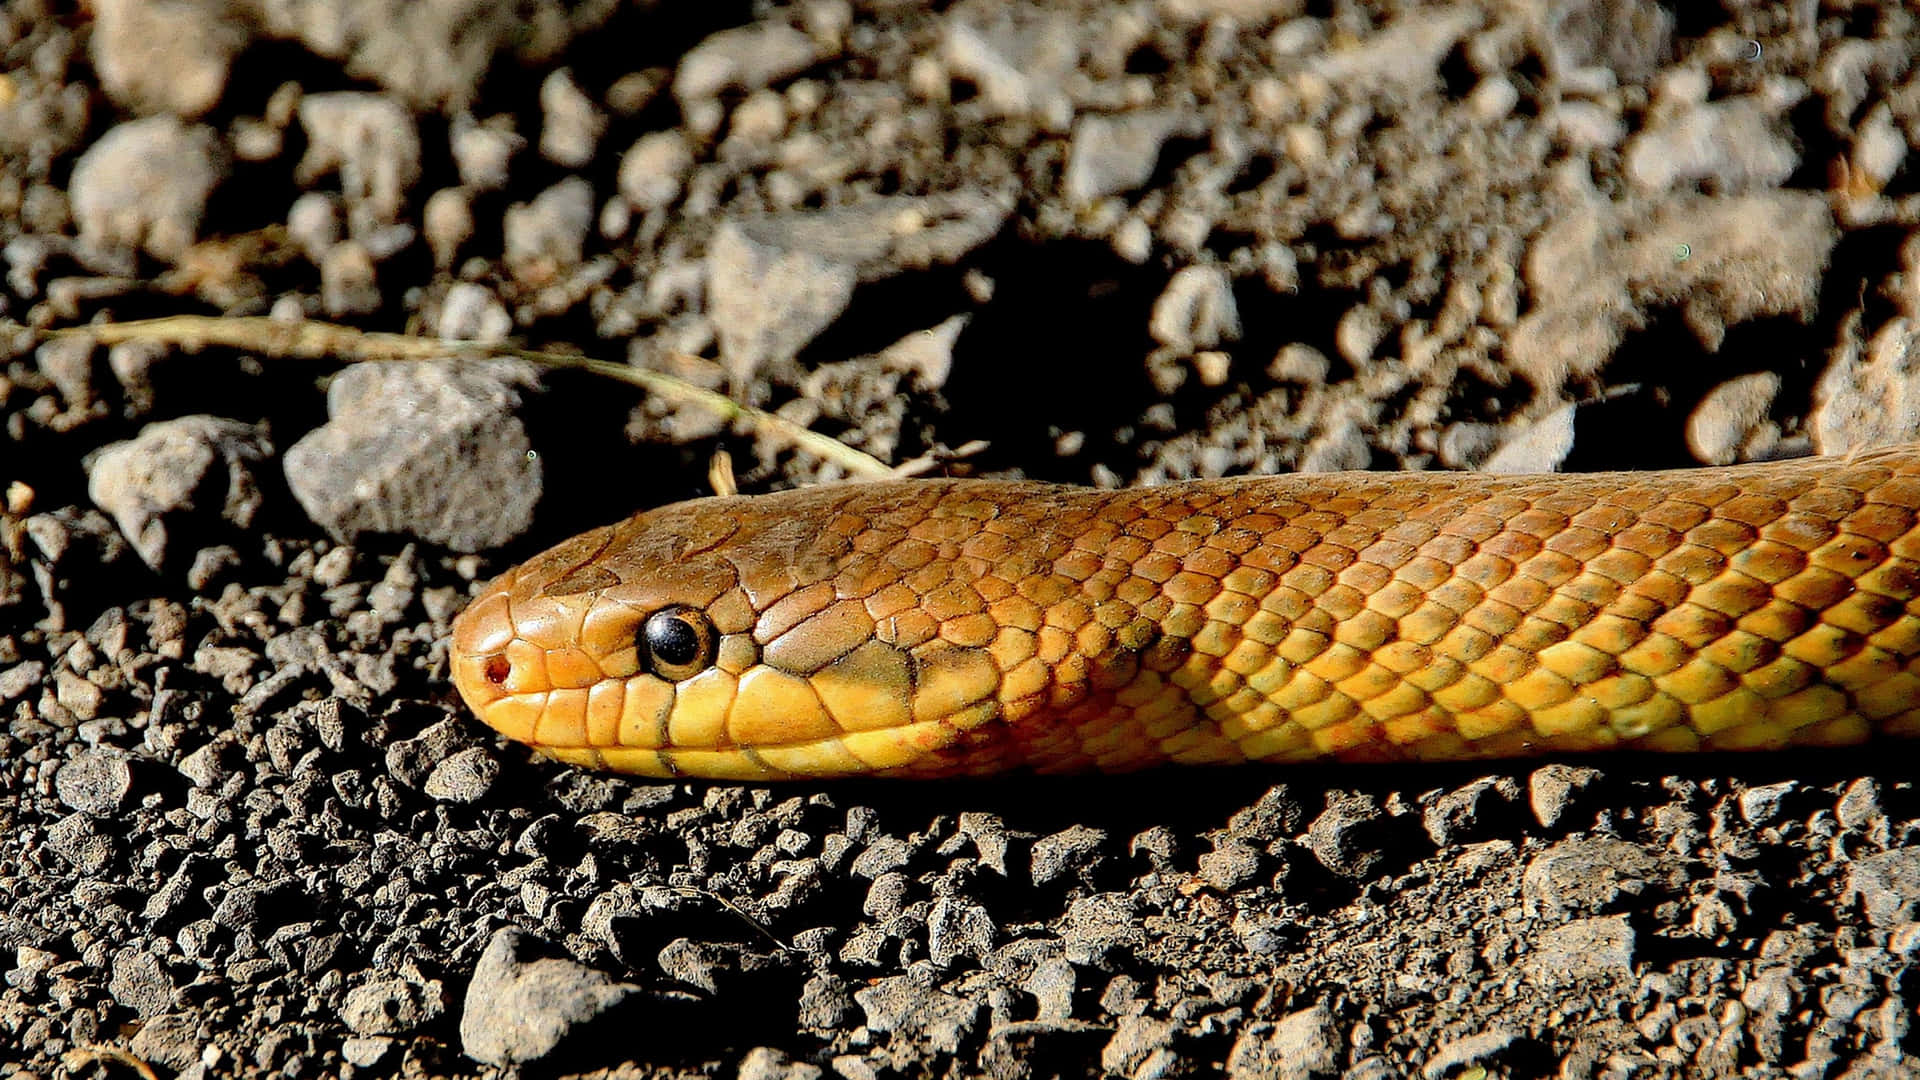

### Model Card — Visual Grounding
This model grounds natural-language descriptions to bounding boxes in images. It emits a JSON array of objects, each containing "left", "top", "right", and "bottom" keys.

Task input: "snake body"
[{"left": 448, "top": 448, "right": 1920, "bottom": 779}]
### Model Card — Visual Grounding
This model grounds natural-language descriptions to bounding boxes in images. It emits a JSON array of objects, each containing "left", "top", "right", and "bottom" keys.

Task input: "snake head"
[{"left": 448, "top": 484, "right": 1015, "bottom": 780}]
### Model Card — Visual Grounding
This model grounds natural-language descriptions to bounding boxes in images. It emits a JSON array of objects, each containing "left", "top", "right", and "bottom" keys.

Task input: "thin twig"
[{"left": 45, "top": 315, "right": 896, "bottom": 479}]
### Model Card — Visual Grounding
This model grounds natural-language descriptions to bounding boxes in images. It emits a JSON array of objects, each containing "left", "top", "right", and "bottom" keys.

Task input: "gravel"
[{"left": 7, "top": 3, "right": 1920, "bottom": 1078}]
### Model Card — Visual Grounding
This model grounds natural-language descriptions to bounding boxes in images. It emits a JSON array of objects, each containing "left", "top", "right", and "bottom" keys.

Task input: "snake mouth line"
[{"left": 505, "top": 709, "right": 992, "bottom": 780}]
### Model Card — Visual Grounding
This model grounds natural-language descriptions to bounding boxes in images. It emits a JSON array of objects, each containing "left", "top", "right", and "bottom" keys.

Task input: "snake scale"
[{"left": 448, "top": 447, "right": 1920, "bottom": 779}]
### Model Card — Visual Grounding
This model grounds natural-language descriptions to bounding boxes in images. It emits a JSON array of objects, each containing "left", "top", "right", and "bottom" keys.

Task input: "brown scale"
[{"left": 448, "top": 446, "right": 1920, "bottom": 779}]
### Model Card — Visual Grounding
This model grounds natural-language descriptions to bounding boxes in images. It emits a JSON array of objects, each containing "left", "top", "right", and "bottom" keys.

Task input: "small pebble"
[{"left": 538, "top": 69, "right": 604, "bottom": 167}]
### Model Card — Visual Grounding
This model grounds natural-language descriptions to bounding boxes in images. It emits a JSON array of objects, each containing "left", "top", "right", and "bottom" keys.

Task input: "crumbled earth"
[{"left": 4, "top": 2, "right": 1920, "bottom": 1078}]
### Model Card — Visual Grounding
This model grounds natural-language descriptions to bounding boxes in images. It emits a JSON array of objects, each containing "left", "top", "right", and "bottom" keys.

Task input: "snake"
[{"left": 447, "top": 446, "right": 1920, "bottom": 780}]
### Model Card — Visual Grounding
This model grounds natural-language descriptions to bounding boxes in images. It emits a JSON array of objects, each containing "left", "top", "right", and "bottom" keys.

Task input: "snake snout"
[{"left": 449, "top": 577, "right": 519, "bottom": 729}]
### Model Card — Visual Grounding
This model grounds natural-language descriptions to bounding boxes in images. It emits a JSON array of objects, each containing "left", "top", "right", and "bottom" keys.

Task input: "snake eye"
[{"left": 641, "top": 606, "right": 716, "bottom": 681}]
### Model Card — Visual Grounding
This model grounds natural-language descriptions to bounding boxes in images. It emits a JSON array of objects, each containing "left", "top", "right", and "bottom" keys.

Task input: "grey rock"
[
  {"left": 618, "top": 131, "right": 695, "bottom": 213},
  {"left": 53, "top": 670, "right": 105, "bottom": 719},
  {"left": 423, "top": 747, "right": 500, "bottom": 803},
  {"left": 1522, "top": 837, "right": 1660, "bottom": 920},
  {"left": 1484, "top": 404, "right": 1576, "bottom": 474},
  {"left": 450, "top": 113, "right": 525, "bottom": 191},
  {"left": 853, "top": 975, "right": 984, "bottom": 1055},
  {"left": 54, "top": 749, "right": 133, "bottom": 815},
  {"left": 862, "top": 872, "right": 910, "bottom": 920},
  {"left": 1740, "top": 780, "right": 1799, "bottom": 826},
  {"left": 1065, "top": 111, "right": 1190, "bottom": 205},
  {"left": 738, "top": 1046, "right": 824, "bottom": 1080},
  {"left": 1852, "top": 102, "right": 1910, "bottom": 197},
  {"left": 539, "top": 69, "right": 604, "bottom": 167},
  {"left": 927, "top": 896, "right": 994, "bottom": 968},
  {"left": 1298, "top": 418, "right": 1371, "bottom": 473},
  {"left": 1231, "top": 913, "right": 1296, "bottom": 956},
  {"left": 876, "top": 315, "right": 966, "bottom": 392},
  {"left": 340, "top": 1037, "right": 395, "bottom": 1068},
  {"left": 939, "top": 13, "right": 1078, "bottom": 121},
  {"left": 1197, "top": 839, "right": 1262, "bottom": 891},
  {"left": 1509, "top": 188, "right": 1836, "bottom": 393},
  {"left": 0, "top": 660, "right": 46, "bottom": 701},
  {"left": 211, "top": 879, "right": 299, "bottom": 933},
  {"left": 48, "top": 810, "right": 115, "bottom": 874},
  {"left": 251, "top": 0, "right": 580, "bottom": 109},
  {"left": 707, "top": 193, "right": 1010, "bottom": 385},
  {"left": 1129, "top": 826, "right": 1178, "bottom": 866},
  {"left": 1149, "top": 265, "right": 1241, "bottom": 353},
  {"left": 1308, "top": 7, "right": 1479, "bottom": 91},
  {"left": 1226, "top": 1003, "right": 1343, "bottom": 1080},
  {"left": 850, "top": 834, "right": 911, "bottom": 879},
  {"left": 838, "top": 924, "right": 889, "bottom": 968},
  {"left": 385, "top": 719, "right": 470, "bottom": 788},
  {"left": 1161, "top": 0, "right": 1306, "bottom": 22},
  {"left": 657, "top": 938, "right": 726, "bottom": 994},
  {"left": 296, "top": 93, "right": 422, "bottom": 233},
  {"left": 1267, "top": 344, "right": 1329, "bottom": 385},
  {"left": 437, "top": 282, "right": 512, "bottom": 343},
  {"left": 342, "top": 974, "right": 446, "bottom": 1035},
  {"left": 88, "top": 415, "right": 271, "bottom": 570},
  {"left": 504, "top": 176, "right": 595, "bottom": 278},
  {"left": 1063, "top": 893, "right": 1145, "bottom": 968},
  {"left": 1838, "top": 777, "right": 1886, "bottom": 831},
  {"left": 1345, "top": 1056, "right": 1398, "bottom": 1080},
  {"left": 1031, "top": 825, "right": 1108, "bottom": 886},
  {"left": 286, "top": 192, "right": 345, "bottom": 262},
  {"left": 1846, "top": 849, "right": 1920, "bottom": 928},
  {"left": 127, "top": 1012, "right": 205, "bottom": 1071},
  {"left": 1423, "top": 777, "right": 1521, "bottom": 846},
  {"left": 1422, "top": 1027, "right": 1525, "bottom": 1080},
  {"left": 284, "top": 360, "right": 540, "bottom": 551},
  {"left": 460, "top": 929, "right": 642, "bottom": 1066},
  {"left": 1300, "top": 791, "right": 1387, "bottom": 879},
  {"left": 1626, "top": 96, "right": 1798, "bottom": 194},
  {"left": 320, "top": 239, "right": 382, "bottom": 316},
  {"left": 1540, "top": 0, "right": 1672, "bottom": 80},
  {"left": 1526, "top": 915, "right": 1636, "bottom": 982},
  {"left": 1026, "top": 956, "right": 1078, "bottom": 1022},
  {"left": 1528, "top": 764, "right": 1601, "bottom": 829},
  {"left": 109, "top": 947, "right": 175, "bottom": 1018},
  {"left": 1101, "top": 1013, "right": 1178, "bottom": 1080},
  {"left": 954, "top": 812, "right": 1012, "bottom": 877},
  {"left": 674, "top": 23, "right": 821, "bottom": 106},
  {"left": 69, "top": 116, "right": 224, "bottom": 262},
  {"left": 797, "top": 973, "right": 853, "bottom": 1032},
  {"left": 706, "top": 220, "right": 856, "bottom": 387},
  {"left": 424, "top": 187, "right": 476, "bottom": 268},
  {"left": 1687, "top": 372, "right": 1781, "bottom": 466},
  {"left": 37, "top": 335, "right": 95, "bottom": 410},
  {"left": 145, "top": 855, "right": 211, "bottom": 928},
  {"left": 91, "top": 0, "right": 245, "bottom": 118},
  {"left": 1812, "top": 317, "right": 1920, "bottom": 456},
  {"left": 830, "top": 1054, "right": 883, "bottom": 1080},
  {"left": 1436, "top": 422, "right": 1503, "bottom": 469},
  {"left": 178, "top": 741, "right": 234, "bottom": 788},
  {"left": 1742, "top": 967, "right": 1801, "bottom": 1063}
]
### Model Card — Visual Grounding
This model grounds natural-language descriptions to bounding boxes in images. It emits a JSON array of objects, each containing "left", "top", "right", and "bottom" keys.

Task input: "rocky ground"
[{"left": 4, "top": 0, "right": 1920, "bottom": 1077}]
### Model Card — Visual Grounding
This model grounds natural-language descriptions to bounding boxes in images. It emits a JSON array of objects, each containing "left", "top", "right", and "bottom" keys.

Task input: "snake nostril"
[{"left": 483, "top": 656, "right": 511, "bottom": 685}]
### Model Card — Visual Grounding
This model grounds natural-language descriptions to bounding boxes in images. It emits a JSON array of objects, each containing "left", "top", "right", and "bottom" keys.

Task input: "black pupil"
[{"left": 646, "top": 613, "right": 701, "bottom": 666}]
